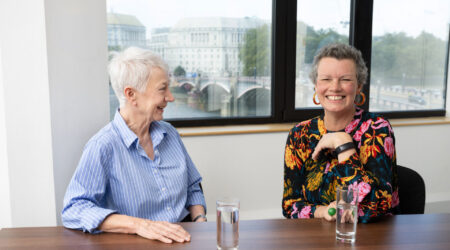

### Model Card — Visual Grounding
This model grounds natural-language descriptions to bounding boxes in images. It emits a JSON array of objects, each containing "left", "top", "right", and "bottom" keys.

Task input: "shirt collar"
[
  {"left": 112, "top": 109, "right": 168, "bottom": 149},
  {"left": 149, "top": 120, "right": 167, "bottom": 148},
  {"left": 113, "top": 110, "right": 138, "bottom": 148}
]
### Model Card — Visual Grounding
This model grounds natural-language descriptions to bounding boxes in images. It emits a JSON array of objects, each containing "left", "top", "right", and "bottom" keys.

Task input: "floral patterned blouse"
[{"left": 282, "top": 108, "right": 400, "bottom": 223}]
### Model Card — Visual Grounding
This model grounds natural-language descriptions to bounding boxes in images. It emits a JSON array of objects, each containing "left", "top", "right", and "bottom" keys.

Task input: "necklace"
[{"left": 326, "top": 129, "right": 345, "bottom": 133}]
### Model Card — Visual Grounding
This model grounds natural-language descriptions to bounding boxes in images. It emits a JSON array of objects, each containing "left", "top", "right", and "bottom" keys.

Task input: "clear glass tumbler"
[
  {"left": 216, "top": 198, "right": 239, "bottom": 250},
  {"left": 336, "top": 186, "right": 359, "bottom": 243}
]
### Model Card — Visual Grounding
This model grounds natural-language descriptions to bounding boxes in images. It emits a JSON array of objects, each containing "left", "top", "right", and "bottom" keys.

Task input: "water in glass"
[
  {"left": 217, "top": 205, "right": 239, "bottom": 250},
  {"left": 336, "top": 203, "right": 358, "bottom": 243}
]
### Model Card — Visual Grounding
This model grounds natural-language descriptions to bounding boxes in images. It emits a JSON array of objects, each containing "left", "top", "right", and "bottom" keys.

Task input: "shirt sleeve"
[
  {"left": 177, "top": 135, "right": 207, "bottom": 212},
  {"left": 61, "top": 139, "right": 117, "bottom": 233},
  {"left": 331, "top": 117, "right": 399, "bottom": 223},
  {"left": 282, "top": 125, "right": 319, "bottom": 219}
]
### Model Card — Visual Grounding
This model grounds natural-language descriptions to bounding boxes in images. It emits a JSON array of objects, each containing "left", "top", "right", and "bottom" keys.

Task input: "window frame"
[{"left": 167, "top": 0, "right": 448, "bottom": 127}]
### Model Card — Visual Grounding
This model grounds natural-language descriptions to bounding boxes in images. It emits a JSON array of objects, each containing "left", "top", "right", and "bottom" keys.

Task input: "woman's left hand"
[
  {"left": 314, "top": 201, "right": 337, "bottom": 221},
  {"left": 312, "top": 132, "right": 353, "bottom": 161}
]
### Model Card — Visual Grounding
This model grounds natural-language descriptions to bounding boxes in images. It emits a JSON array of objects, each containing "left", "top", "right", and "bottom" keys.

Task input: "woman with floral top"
[{"left": 282, "top": 43, "right": 400, "bottom": 223}]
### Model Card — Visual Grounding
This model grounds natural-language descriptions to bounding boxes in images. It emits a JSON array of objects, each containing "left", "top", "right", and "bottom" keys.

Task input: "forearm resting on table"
[
  {"left": 99, "top": 213, "right": 191, "bottom": 243},
  {"left": 98, "top": 214, "right": 139, "bottom": 234}
]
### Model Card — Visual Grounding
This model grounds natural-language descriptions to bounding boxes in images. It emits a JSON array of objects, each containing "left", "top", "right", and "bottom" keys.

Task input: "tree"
[
  {"left": 173, "top": 65, "right": 186, "bottom": 77},
  {"left": 239, "top": 24, "right": 271, "bottom": 77},
  {"left": 303, "top": 27, "right": 348, "bottom": 64},
  {"left": 371, "top": 31, "right": 446, "bottom": 87}
]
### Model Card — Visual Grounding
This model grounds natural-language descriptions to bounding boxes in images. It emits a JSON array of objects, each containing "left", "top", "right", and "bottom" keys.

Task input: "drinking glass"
[
  {"left": 336, "top": 186, "right": 358, "bottom": 243},
  {"left": 216, "top": 198, "right": 239, "bottom": 250}
]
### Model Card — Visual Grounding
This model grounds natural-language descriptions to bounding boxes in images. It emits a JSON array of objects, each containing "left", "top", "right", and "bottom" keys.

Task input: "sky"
[{"left": 107, "top": 0, "right": 450, "bottom": 40}]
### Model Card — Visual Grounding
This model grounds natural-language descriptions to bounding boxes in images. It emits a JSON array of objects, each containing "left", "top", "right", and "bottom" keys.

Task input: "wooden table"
[{"left": 1, "top": 214, "right": 450, "bottom": 249}]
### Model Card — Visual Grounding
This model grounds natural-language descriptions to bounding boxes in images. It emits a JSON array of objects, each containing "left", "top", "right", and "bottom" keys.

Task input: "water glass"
[
  {"left": 216, "top": 198, "right": 239, "bottom": 250},
  {"left": 336, "top": 186, "right": 359, "bottom": 243}
]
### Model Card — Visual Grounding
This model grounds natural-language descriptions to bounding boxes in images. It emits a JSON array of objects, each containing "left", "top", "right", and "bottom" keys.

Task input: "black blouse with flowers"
[{"left": 282, "top": 108, "right": 400, "bottom": 223}]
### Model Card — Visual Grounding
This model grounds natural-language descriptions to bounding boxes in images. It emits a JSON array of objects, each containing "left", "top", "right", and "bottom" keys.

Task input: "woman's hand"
[
  {"left": 99, "top": 214, "right": 190, "bottom": 244},
  {"left": 314, "top": 201, "right": 337, "bottom": 221},
  {"left": 312, "top": 132, "right": 355, "bottom": 162},
  {"left": 133, "top": 219, "right": 191, "bottom": 244},
  {"left": 339, "top": 209, "right": 356, "bottom": 224}
]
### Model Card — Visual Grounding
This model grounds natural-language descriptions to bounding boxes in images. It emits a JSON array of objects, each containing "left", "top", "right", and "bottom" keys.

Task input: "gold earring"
[{"left": 313, "top": 92, "right": 320, "bottom": 105}]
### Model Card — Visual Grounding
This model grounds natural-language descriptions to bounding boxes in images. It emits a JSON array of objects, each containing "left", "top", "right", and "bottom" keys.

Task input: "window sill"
[{"left": 177, "top": 116, "right": 450, "bottom": 137}]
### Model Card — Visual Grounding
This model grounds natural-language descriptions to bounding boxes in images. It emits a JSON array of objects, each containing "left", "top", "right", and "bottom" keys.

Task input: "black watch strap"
[
  {"left": 193, "top": 214, "right": 207, "bottom": 222},
  {"left": 334, "top": 142, "right": 355, "bottom": 155}
]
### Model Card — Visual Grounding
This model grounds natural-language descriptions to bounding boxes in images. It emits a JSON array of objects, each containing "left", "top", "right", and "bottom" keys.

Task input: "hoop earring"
[
  {"left": 313, "top": 92, "right": 320, "bottom": 105},
  {"left": 355, "top": 92, "right": 366, "bottom": 106}
]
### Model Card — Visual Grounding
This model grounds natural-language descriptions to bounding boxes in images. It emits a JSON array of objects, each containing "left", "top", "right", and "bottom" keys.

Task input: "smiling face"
[
  {"left": 315, "top": 57, "right": 362, "bottom": 116},
  {"left": 134, "top": 67, "right": 174, "bottom": 122}
]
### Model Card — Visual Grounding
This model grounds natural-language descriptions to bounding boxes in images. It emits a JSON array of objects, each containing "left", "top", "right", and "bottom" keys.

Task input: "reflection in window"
[
  {"left": 370, "top": 0, "right": 450, "bottom": 112},
  {"left": 106, "top": 0, "right": 272, "bottom": 120},
  {"left": 295, "top": 0, "right": 350, "bottom": 109}
]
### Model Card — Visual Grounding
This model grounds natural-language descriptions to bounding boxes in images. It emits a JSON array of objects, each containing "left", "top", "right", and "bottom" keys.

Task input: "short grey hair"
[
  {"left": 108, "top": 47, "right": 169, "bottom": 107},
  {"left": 309, "top": 43, "right": 368, "bottom": 86}
]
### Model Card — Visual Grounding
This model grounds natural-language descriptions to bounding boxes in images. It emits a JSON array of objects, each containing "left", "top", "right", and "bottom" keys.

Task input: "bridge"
[{"left": 173, "top": 76, "right": 271, "bottom": 116}]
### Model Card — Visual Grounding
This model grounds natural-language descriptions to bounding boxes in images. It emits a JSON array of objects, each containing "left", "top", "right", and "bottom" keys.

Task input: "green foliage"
[
  {"left": 173, "top": 65, "right": 186, "bottom": 77},
  {"left": 108, "top": 45, "right": 122, "bottom": 52},
  {"left": 371, "top": 31, "right": 447, "bottom": 87},
  {"left": 303, "top": 27, "right": 348, "bottom": 64},
  {"left": 295, "top": 23, "right": 446, "bottom": 89},
  {"left": 295, "top": 24, "right": 348, "bottom": 78},
  {"left": 239, "top": 24, "right": 271, "bottom": 76}
]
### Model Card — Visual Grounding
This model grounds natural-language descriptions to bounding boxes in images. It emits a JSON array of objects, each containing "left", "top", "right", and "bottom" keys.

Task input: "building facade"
[
  {"left": 148, "top": 17, "right": 265, "bottom": 77},
  {"left": 107, "top": 13, "right": 146, "bottom": 50}
]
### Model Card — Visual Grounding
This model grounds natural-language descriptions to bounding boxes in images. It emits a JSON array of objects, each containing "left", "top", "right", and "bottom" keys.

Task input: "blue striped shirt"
[{"left": 62, "top": 111, "right": 206, "bottom": 233}]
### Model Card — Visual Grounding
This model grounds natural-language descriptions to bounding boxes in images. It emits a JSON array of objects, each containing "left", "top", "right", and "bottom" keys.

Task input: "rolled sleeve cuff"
[
  {"left": 80, "top": 207, "right": 117, "bottom": 234},
  {"left": 186, "top": 191, "right": 207, "bottom": 212}
]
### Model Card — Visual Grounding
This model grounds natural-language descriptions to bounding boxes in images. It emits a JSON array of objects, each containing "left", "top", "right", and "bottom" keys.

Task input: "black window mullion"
[
  {"left": 281, "top": 0, "right": 307, "bottom": 122},
  {"left": 350, "top": 0, "right": 373, "bottom": 112},
  {"left": 272, "top": 0, "right": 289, "bottom": 122}
]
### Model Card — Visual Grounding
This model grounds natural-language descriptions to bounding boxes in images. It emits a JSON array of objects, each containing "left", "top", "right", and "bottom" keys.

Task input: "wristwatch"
[
  {"left": 193, "top": 214, "right": 207, "bottom": 222},
  {"left": 334, "top": 142, "right": 355, "bottom": 155}
]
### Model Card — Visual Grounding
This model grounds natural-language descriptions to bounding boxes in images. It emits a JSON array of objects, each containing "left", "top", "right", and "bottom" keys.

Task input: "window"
[
  {"left": 106, "top": 0, "right": 272, "bottom": 122},
  {"left": 106, "top": 0, "right": 449, "bottom": 126},
  {"left": 295, "top": 0, "right": 350, "bottom": 109},
  {"left": 370, "top": 0, "right": 449, "bottom": 113}
]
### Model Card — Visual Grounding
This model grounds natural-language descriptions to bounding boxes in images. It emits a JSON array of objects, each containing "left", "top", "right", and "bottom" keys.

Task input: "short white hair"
[{"left": 108, "top": 47, "right": 169, "bottom": 107}]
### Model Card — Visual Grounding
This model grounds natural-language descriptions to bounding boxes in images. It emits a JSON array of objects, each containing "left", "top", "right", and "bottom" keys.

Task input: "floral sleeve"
[
  {"left": 332, "top": 117, "right": 399, "bottom": 223},
  {"left": 282, "top": 122, "right": 319, "bottom": 219}
]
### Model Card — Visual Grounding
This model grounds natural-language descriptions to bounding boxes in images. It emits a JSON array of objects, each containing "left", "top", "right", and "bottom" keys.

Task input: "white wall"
[
  {"left": 0, "top": 38, "right": 12, "bottom": 229},
  {"left": 44, "top": 0, "right": 110, "bottom": 224},
  {"left": 0, "top": 0, "right": 109, "bottom": 227},
  {"left": 0, "top": 0, "right": 56, "bottom": 227},
  {"left": 395, "top": 125, "right": 450, "bottom": 204},
  {"left": 183, "top": 132, "right": 286, "bottom": 220}
]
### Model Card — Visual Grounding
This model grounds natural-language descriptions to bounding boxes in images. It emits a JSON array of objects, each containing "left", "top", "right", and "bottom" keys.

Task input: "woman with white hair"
[{"left": 62, "top": 47, "right": 206, "bottom": 243}]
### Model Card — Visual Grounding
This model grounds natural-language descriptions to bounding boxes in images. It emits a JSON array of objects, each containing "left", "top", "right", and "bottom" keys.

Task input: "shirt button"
[
  {"left": 153, "top": 169, "right": 157, "bottom": 173},
  {"left": 167, "top": 207, "right": 171, "bottom": 211},
  {"left": 162, "top": 187, "right": 166, "bottom": 191}
]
